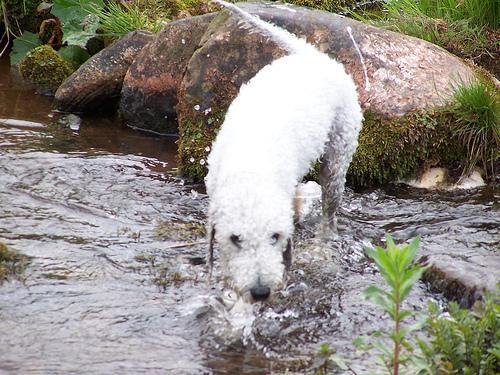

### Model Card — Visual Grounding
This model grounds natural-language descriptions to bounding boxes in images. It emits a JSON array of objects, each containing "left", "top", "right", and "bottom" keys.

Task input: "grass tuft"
[
  {"left": 452, "top": 81, "right": 499, "bottom": 179},
  {"left": 90, "top": 0, "right": 169, "bottom": 38},
  {"left": 348, "top": 0, "right": 499, "bottom": 74},
  {"left": 383, "top": 0, "right": 498, "bottom": 29}
]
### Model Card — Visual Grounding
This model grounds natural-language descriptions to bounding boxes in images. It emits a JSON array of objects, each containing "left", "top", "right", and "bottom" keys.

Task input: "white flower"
[{"left": 194, "top": 104, "right": 200, "bottom": 111}]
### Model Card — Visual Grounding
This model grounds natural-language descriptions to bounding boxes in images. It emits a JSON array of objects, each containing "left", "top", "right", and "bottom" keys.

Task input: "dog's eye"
[
  {"left": 270, "top": 233, "right": 280, "bottom": 245},
  {"left": 230, "top": 234, "right": 242, "bottom": 247}
]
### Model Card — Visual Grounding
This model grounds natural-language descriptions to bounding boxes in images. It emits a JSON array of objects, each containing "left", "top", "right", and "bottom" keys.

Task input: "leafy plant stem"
[{"left": 394, "top": 294, "right": 400, "bottom": 375}]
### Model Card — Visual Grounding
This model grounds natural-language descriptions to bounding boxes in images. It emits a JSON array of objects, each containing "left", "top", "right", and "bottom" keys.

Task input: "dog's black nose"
[{"left": 250, "top": 285, "right": 271, "bottom": 301}]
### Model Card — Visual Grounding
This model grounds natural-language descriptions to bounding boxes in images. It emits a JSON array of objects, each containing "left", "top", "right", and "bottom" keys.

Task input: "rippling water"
[{"left": 1, "top": 57, "right": 498, "bottom": 374}]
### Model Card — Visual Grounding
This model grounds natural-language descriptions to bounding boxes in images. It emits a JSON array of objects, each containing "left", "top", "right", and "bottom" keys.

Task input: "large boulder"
[
  {"left": 176, "top": 2, "right": 476, "bottom": 180},
  {"left": 51, "top": 3, "right": 482, "bottom": 185},
  {"left": 54, "top": 30, "right": 154, "bottom": 113},
  {"left": 118, "top": 13, "right": 216, "bottom": 135}
]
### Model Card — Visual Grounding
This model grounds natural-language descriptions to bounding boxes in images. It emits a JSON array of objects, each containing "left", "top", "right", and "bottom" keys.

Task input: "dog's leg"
[
  {"left": 207, "top": 224, "right": 215, "bottom": 282},
  {"left": 320, "top": 124, "right": 358, "bottom": 235},
  {"left": 320, "top": 150, "right": 342, "bottom": 235},
  {"left": 283, "top": 238, "right": 292, "bottom": 271}
]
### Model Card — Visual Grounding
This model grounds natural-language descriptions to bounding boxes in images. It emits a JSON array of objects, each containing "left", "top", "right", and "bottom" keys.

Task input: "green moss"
[
  {"left": 177, "top": 112, "right": 226, "bottom": 182},
  {"left": 177, "top": 106, "right": 472, "bottom": 186},
  {"left": 347, "top": 110, "right": 467, "bottom": 187},
  {"left": 176, "top": 68, "right": 235, "bottom": 181},
  {"left": 165, "top": 0, "right": 216, "bottom": 17},
  {"left": 0, "top": 242, "right": 29, "bottom": 283},
  {"left": 306, "top": 96, "right": 496, "bottom": 188},
  {"left": 18, "top": 44, "right": 74, "bottom": 94}
]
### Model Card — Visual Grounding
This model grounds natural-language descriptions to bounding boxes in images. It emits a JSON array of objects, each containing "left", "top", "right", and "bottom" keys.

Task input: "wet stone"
[
  {"left": 422, "top": 250, "right": 500, "bottom": 308},
  {"left": 119, "top": 13, "right": 216, "bottom": 135},
  {"left": 54, "top": 30, "right": 155, "bottom": 113}
]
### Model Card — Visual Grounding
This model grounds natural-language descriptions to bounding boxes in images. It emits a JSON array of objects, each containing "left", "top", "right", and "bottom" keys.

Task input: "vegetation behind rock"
[{"left": 350, "top": 0, "right": 499, "bottom": 76}]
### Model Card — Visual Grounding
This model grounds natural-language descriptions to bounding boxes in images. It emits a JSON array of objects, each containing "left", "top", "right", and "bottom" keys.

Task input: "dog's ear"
[
  {"left": 283, "top": 238, "right": 292, "bottom": 271},
  {"left": 208, "top": 225, "right": 216, "bottom": 277}
]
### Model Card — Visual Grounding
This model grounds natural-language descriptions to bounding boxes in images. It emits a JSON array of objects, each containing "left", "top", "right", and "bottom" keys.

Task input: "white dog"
[{"left": 205, "top": 1, "right": 363, "bottom": 303}]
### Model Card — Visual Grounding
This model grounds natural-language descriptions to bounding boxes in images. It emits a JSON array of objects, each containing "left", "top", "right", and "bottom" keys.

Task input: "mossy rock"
[
  {"left": 19, "top": 44, "right": 74, "bottom": 95},
  {"left": 119, "top": 14, "right": 216, "bottom": 134},
  {"left": 176, "top": 3, "right": 477, "bottom": 184},
  {"left": 347, "top": 110, "right": 468, "bottom": 187}
]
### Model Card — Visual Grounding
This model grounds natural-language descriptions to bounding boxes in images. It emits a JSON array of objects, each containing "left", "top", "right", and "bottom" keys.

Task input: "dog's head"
[{"left": 208, "top": 187, "right": 294, "bottom": 303}]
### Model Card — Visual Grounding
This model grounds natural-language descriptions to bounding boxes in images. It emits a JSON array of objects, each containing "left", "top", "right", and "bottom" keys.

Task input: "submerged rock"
[
  {"left": 54, "top": 31, "right": 154, "bottom": 113},
  {"left": 19, "top": 45, "right": 74, "bottom": 95},
  {"left": 405, "top": 167, "right": 486, "bottom": 190},
  {"left": 119, "top": 13, "right": 216, "bottom": 135},
  {"left": 422, "top": 248, "right": 499, "bottom": 308}
]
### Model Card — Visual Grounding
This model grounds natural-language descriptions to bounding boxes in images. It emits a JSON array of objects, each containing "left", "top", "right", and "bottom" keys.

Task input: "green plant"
[
  {"left": 416, "top": 292, "right": 500, "bottom": 373},
  {"left": 451, "top": 81, "right": 499, "bottom": 179},
  {"left": 383, "top": 0, "right": 498, "bottom": 29},
  {"left": 9, "top": 29, "right": 41, "bottom": 65},
  {"left": 284, "top": 0, "right": 348, "bottom": 13},
  {"left": 8, "top": 0, "right": 103, "bottom": 66},
  {"left": 51, "top": 0, "right": 104, "bottom": 47},
  {"left": 356, "top": 235, "right": 429, "bottom": 374},
  {"left": 313, "top": 235, "right": 498, "bottom": 373},
  {"left": 313, "top": 343, "right": 353, "bottom": 374},
  {"left": 89, "top": 0, "right": 169, "bottom": 38}
]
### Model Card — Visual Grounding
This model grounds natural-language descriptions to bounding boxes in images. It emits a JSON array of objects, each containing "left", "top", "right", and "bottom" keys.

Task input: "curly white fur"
[{"left": 206, "top": 2, "right": 363, "bottom": 302}]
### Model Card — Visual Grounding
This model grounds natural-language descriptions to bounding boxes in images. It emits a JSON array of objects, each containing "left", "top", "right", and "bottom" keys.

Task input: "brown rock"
[
  {"left": 119, "top": 13, "right": 216, "bottom": 134},
  {"left": 180, "top": 3, "right": 476, "bottom": 116},
  {"left": 54, "top": 31, "right": 154, "bottom": 113}
]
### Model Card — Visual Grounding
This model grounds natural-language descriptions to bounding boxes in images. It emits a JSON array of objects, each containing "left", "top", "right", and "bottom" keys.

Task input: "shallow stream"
[{"left": 0, "top": 57, "right": 498, "bottom": 374}]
